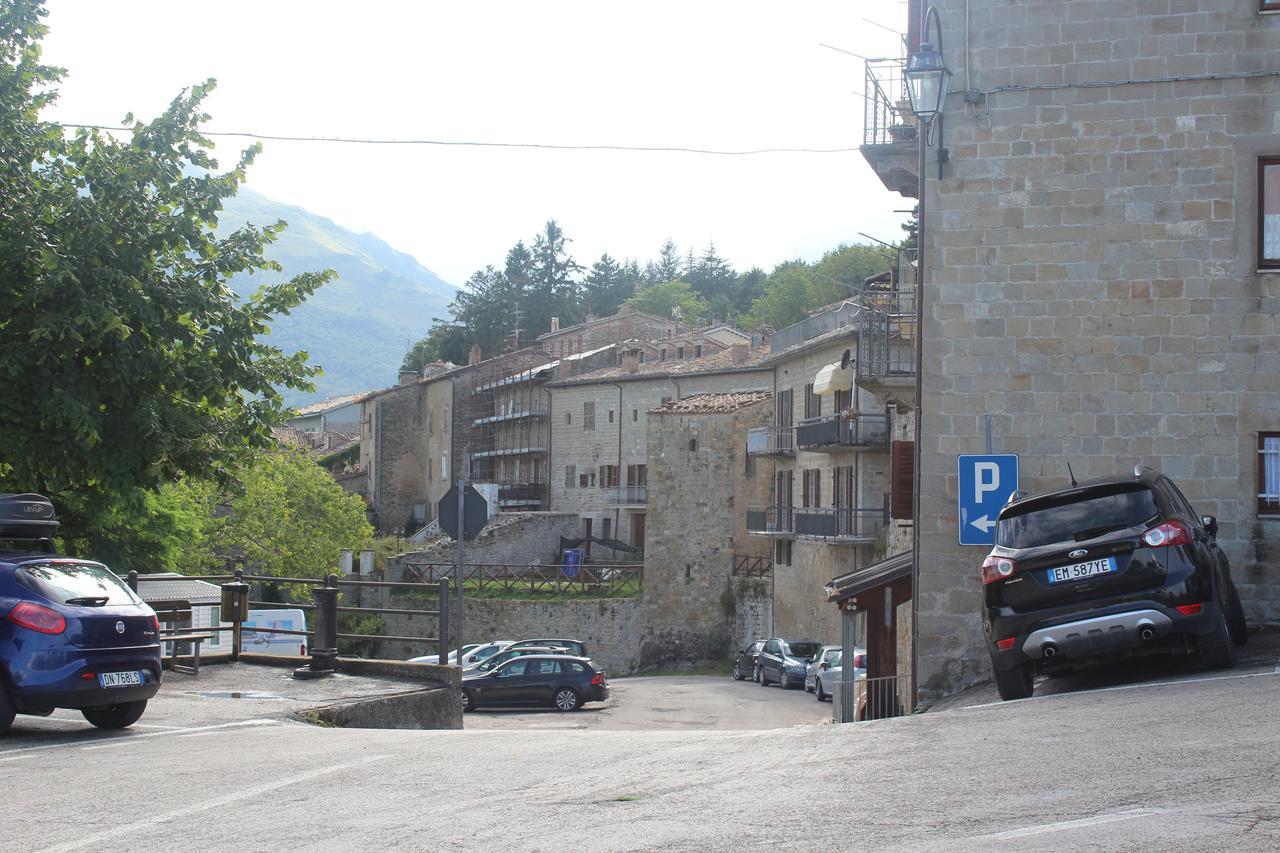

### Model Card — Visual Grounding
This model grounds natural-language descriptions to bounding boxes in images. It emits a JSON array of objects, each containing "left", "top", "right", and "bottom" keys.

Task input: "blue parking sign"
[{"left": 957, "top": 454, "right": 1019, "bottom": 546}]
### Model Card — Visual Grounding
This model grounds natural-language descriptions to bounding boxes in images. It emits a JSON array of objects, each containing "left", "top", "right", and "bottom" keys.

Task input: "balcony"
[
  {"left": 747, "top": 426, "right": 795, "bottom": 457},
  {"left": 795, "top": 413, "right": 889, "bottom": 453},
  {"left": 794, "top": 507, "right": 888, "bottom": 545},
  {"left": 470, "top": 445, "right": 547, "bottom": 459},
  {"left": 498, "top": 483, "right": 546, "bottom": 508},
  {"left": 746, "top": 506, "right": 795, "bottom": 537},
  {"left": 473, "top": 403, "right": 549, "bottom": 426},
  {"left": 860, "top": 58, "right": 919, "bottom": 199},
  {"left": 856, "top": 284, "right": 916, "bottom": 403},
  {"left": 606, "top": 486, "right": 647, "bottom": 507}
]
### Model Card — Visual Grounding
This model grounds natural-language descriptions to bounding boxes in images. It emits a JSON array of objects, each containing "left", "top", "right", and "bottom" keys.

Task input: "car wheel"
[
  {"left": 1225, "top": 581, "right": 1248, "bottom": 647},
  {"left": 460, "top": 689, "right": 474, "bottom": 713},
  {"left": 1196, "top": 608, "right": 1236, "bottom": 671},
  {"left": 815, "top": 678, "right": 826, "bottom": 702},
  {"left": 753, "top": 665, "right": 760, "bottom": 684},
  {"left": 554, "top": 687, "right": 581, "bottom": 712},
  {"left": 0, "top": 684, "right": 14, "bottom": 735},
  {"left": 992, "top": 662, "right": 1034, "bottom": 701},
  {"left": 733, "top": 661, "right": 743, "bottom": 681},
  {"left": 81, "top": 700, "right": 148, "bottom": 730},
  {"left": 758, "top": 667, "right": 769, "bottom": 686}
]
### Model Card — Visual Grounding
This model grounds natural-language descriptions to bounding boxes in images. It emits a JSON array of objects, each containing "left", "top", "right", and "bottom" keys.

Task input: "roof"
[
  {"left": 535, "top": 308, "right": 688, "bottom": 341},
  {"left": 134, "top": 575, "right": 223, "bottom": 604},
  {"left": 650, "top": 391, "right": 773, "bottom": 414},
  {"left": 474, "top": 344, "right": 617, "bottom": 391},
  {"left": 548, "top": 344, "right": 773, "bottom": 387},
  {"left": 289, "top": 393, "right": 367, "bottom": 418},
  {"left": 825, "top": 551, "right": 912, "bottom": 604}
]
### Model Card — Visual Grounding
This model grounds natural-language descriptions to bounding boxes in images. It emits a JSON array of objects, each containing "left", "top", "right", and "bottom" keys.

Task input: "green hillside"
[{"left": 218, "top": 188, "right": 456, "bottom": 405}]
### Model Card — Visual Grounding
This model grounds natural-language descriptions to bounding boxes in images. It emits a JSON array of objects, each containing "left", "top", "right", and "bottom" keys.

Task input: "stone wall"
[
  {"left": 729, "top": 575, "right": 773, "bottom": 653},
  {"left": 386, "top": 512, "right": 581, "bottom": 575},
  {"left": 914, "top": 0, "right": 1280, "bottom": 703}
]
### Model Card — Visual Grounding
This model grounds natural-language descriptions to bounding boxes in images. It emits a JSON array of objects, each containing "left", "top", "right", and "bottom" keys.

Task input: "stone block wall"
[
  {"left": 913, "top": 0, "right": 1280, "bottom": 703},
  {"left": 385, "top": 512, "right": 581, "bottom": 574}
]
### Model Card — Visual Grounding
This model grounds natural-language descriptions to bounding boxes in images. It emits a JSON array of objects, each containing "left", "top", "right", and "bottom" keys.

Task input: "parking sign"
[{"left": 957, "top": 454, "right": 1020, "bottom": 546}]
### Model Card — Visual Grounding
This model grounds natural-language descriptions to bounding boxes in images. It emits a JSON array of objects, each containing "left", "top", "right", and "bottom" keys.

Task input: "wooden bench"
[{"left": 150, "top": 599, "right": 218, "bottom": 676}]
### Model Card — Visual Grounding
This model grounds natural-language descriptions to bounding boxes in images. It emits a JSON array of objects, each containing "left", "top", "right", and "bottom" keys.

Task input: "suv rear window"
[
  {"left": 16, "top": 561, "right": 139, "bottom": 606},
  {"left": 997, "top": 485, "right": 1160, "bottom": 549}
]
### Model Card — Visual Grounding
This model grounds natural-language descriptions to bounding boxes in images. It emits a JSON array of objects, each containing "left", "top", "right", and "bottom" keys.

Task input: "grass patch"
[
  {"left": 613, "top": 795, "right": 642, "bottom": 802},
  {"left": 393, "top": 577, "right": 641, "bottom": 604}
]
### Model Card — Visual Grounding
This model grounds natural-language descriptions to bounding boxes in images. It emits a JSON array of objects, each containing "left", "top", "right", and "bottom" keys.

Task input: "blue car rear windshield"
[
  {"left": 997, "top": 485, "right": 1160, "bottom": 549},
  {"left": 16, "top": 561, "right": 139, "bottom": 606}
]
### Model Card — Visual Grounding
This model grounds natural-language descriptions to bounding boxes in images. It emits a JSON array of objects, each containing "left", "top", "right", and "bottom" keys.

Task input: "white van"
[{"left": 239, "top": 609, "right": 308, "bottom": 656}]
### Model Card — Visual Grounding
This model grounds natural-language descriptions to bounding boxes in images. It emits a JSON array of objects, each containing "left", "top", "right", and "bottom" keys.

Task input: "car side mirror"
[
  {"left": 1201, "top": 515, "right": 1218, "bottom": 538},
  {"left": 819, "top": 662, "right": 829, "bottom": 671}
]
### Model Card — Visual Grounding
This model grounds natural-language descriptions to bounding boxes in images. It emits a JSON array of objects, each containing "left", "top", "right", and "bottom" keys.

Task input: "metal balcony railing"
[
  {"left": 863, "top": 59, "right": 916, "bottom": 147},
  {"left": 472, "top": 403, "right": 550, "bottom": 426},
  {"left": 606, "top": 486, "right": 647, "bottom": 506},
  {"left": 793, "top": 507, "right": 888, "bottom": 544},
  {"left": 747, "top": 426, "right": 795, "bottom": 456},
  {"left": 795, "top": 413, "right": 890, "bottom": 452},
  {"left": 746, "top": 506, "right": 795, "bottom": 536},
  {"left": 857, "top": 286, "right": 917, "bottom": 380}
]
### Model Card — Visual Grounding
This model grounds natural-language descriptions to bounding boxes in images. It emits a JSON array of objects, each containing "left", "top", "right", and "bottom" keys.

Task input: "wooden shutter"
[{"left": 890, "top": 440, "right": 914, "bottom": 520}]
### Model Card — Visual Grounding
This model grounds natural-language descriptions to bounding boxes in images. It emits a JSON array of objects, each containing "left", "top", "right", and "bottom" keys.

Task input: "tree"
[
  {"left": 582, "top": 253, "right": 641, "bottom": 317},
  {"left": 743, "top": 264, "right": 814, "bottom": 330},
  {"left": 0, "top": 2, "right": 332, "bottom": 544},
  {"left": 626, "top": 280, "right": 709, "bottom": 325},
  {"left": 448, "top": 265, "right": 515, "bottom": 357},
  {"left": 400, "top": 322, "right": 472, "bottom": 373},
  {"left": 644, "top": 238, "right": 683, "bottom": 284},
  {"left": 527, "top": 219, "right": 583, "bottom": 336}
]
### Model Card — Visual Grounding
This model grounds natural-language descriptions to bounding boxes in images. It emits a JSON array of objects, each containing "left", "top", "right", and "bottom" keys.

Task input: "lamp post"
[{"left": 902, "top": 4, "right": 950, "bottom": 715}]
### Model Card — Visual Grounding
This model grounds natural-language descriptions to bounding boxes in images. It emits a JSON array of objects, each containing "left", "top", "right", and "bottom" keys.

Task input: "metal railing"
[
  {"left": 863, "top": 58, "right": 915, "bottom": 147},
  {"left": 833, "top": 673, "right": 910, "bottom": 723},
  {"left": 397, "top": 562, "right": 642, "bottom": 597},
  {"left": 793, "top": 506, "right": 889, "bottom": 543},
  {"left": 606, "top": 486, "right": 647, "bottom": 505},
  {"left": 795, "top": 412, "right": 890, "bottom": 451},
  {"left": 857, "top": 287, "right": 917, "bottom": 379},
  {"left": 747, "top": 426, "right": 795, "bottom": 456},
  {"left": 746, "top": 506, "right": 795, "bottom": 536},
  {"left": 731, "top": 554, "right": 773, "bottom": 578},
  {"left": 472, "top": 402, "right": 550, "bottom": 426}
]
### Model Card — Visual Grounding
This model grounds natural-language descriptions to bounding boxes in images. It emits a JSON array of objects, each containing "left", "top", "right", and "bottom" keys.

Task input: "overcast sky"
[{"left": 41, "top": 1, "right": 909, "bottom": 287}]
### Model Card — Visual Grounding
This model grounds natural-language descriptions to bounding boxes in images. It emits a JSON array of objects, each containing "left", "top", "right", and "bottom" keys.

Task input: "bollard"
[
  {"left": 438, "top": 579, "right": 450, "bottom": 664},
  {"left": 294, "top": 574, "right": 339, "bottom": 679},
  {"left": 127, "top": 570, "right": 138, "bottom": 593},
  {"left": 221, "top": 572, "right": 250, "bottom": 663}
]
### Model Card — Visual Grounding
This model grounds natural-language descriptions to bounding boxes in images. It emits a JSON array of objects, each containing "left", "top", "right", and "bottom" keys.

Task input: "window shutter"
[{"left": 891, "top": 440, "right": 914, "bottom": 520}]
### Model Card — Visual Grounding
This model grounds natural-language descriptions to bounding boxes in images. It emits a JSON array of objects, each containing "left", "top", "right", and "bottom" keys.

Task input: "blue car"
[{"left": 0, "top": 494, "right": 161, "bottom": 734}]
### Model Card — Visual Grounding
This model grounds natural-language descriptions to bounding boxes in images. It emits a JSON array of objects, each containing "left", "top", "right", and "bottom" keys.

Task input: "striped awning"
[{"left": 813, "top": 361, "right": 853, "bottom": 395}]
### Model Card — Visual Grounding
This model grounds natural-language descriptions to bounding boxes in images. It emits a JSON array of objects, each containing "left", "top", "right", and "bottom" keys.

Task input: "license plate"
[
  {"left": 1046, "top": 557, "right": 1116, "bottom": 584},
  {"left": 99, "top": 671, "right": 143, "bottom": 689}
]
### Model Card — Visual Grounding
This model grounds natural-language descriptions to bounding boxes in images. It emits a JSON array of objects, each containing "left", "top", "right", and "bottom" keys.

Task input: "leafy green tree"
[
  {"left": 810, "top": 244, "right": 888, "bottom": 305},
  {"left": 527, "top": 219, "right": 583, "bottom": 336},
  {"left": 400, "top": 322, "right": 471, "bottom": 373},
  {"left": 448, "top": 265, "right": 516, "bottom": 357},
  {"left": 0, "top": 2, "right": 331, "bottom": 544},
  {"left": 743, "top": 264, "right": 814, "bottom": 330},
  {"left": 626, "top": 280, "right": 709, "bottom": 325},
  {"left": 582, "top": 253, "right": 641, "bottom": 317},
  {"left": 644, "top": 239, "right": 683, "bottom": 284}
]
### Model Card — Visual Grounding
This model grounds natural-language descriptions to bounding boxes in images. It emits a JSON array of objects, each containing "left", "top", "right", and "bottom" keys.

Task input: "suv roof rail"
[{"left": 1133, "top": 463, "right": 1157, "bottom": 478}]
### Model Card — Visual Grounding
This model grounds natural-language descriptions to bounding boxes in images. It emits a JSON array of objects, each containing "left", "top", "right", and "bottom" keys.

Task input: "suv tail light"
[
  {"left": 1142, "top": 520, "right": 1192, "bottom": 548},
  {"left": 852, "top": 654, "right": 864, "bottom": 669},
  {"left": 590, "top": 672, "right": 604, "bottom": 686},
  {"left": 8, "top": 602, "right": 67, "bottom": 634},
  {"left": 981, "top": 555, "right": 1018, "bottom": 585}
]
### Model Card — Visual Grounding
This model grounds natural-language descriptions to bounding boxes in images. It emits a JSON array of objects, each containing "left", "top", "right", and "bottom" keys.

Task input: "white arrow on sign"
[{"left": 970, "top": 515, "right": 996, "bottom": 533}]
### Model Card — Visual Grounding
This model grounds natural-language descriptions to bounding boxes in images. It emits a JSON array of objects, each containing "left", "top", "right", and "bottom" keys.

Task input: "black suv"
[{"left": 983, "top": 468, "right": 1247, "bottom": 701}]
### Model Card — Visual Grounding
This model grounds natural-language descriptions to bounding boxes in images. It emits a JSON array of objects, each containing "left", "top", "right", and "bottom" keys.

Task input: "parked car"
[
  {"left": 803, "top": 646, "right": 840, "bottom": 692},
  {"left": 0, "top": 493, "right": 162, "bottom": 734},
  {"left": 813, "top": 649, "right": 866, "bottom": 702},
  {"left": 409, "top": 641, "right": 516, "bottom": 668},
  {"left": 983, "top": 468, "right": 1248, "bottom": 701},
  {"left": 468, "top": 645, "right": 569, "bottom": 673},
  {"left": 756, "top": 637, "right": 824, "bottom": 689},
  {"left": 505, "top": 638, "right": 588, "bottom": 658},
  {"left": 732, "top": 640, "right": 765, "bottom": 681},
  {"left": 460, "top": 654, "right": 608, "bottom": 712},
  {"left": 241, "top": 608, "right": 308, "bottom": 656}
]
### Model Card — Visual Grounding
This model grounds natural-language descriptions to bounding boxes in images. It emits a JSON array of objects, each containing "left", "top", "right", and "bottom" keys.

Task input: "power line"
[{"left": 54, "top": 123, "right": 860, "bottom": 156}]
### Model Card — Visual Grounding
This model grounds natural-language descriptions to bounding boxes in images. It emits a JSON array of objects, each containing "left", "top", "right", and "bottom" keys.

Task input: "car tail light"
[
  {"left": 8, "top": 602, "right": 67, "bottom": 634},
  {"left": 981, "top": 555, "right": 1018, "bottom": 585},
  {"left": 1142, "top": 520, "right": 1192, "bottom": 548},
  {"left": 590, "top": 672, "right": 604, "bottom": 686},
  {"left": 1175, "top": 603, "right": 1203, "bottom": 616},
  {"left": 79, "top": 672, "right": 97, "bottom": 680},
  {"left": 996, "top": 637, "right": 1017, "bottom": 651},
  {"left": 852, "top": 654, "right": 864, "bottom": 669},
  {"left": 152, "top": 614, "right": 161, "bottom": 632}
]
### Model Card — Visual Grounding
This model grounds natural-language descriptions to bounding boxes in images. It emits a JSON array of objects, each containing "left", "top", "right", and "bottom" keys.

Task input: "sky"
[{"left": 40, "top": 1, "right": 910, "bottom": 288}]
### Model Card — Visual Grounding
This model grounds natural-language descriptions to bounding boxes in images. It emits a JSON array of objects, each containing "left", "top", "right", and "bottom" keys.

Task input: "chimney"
[
  {"left": 468, "top": 344, "right": 482, "bottom": 366},
  {"left": 550, "top": 317, "right": 560, "bottom": 333},
  {"left": 621, "top": 348, "right": 640, "bottom": 373},
  {"left": 731, "top": 343, "right": 748, "bottom": 365},
  {"left": 398, "top": 370, "right": 417, "bottom": 386}
]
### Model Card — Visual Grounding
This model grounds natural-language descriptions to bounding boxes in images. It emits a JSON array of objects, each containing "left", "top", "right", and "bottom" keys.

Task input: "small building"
[
  {"left": 286, "top": 393, "right": 366, "bottom": 435},
  {"left": 133, "top": 574, "right": 228, "bottom": 653}
]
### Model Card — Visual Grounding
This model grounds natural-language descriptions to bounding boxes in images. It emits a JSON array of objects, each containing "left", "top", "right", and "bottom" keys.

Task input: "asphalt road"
[{"left": 3, "top": 655, "right": 1278, "bottom": 851}]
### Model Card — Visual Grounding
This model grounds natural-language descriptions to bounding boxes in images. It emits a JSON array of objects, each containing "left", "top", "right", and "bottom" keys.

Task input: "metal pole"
[
  {"left": 910, "top": 54, "right": 929, "bottom": 716},
  {"left": 454, "top": 444, "right": 469, "bottom": 664},
  {"left": 295, "top": 574, "right": 339, "bottom": 679},
  {"left": 232, "top": 568, "right": 244, "bottom": 663},
  {"left": 438, "top": 578, "right": 450, "bottom": 664},
  {"left": 127, "top": 570, "right": 137, "bottom": 592}
]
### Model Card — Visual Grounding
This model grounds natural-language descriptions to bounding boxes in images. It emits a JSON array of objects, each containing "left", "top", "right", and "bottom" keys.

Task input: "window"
[
  {"left": 1260, "top": 433, "right": 1280, "bottom": 514},
  {"left": 1261, "top": 158, "right": 1280, "bottom": 268},
  {"left": 583, "top": 401, "right": 595, "bottom": 431},
  {"left": 564, "top": 465, "right": 576, "bottom": 489},
  {"left": 208, "top": 605, "right": 221, "bottom": 648},
  {"left": 497, "top": 659, "right": 529, "bottom": 678},
  {"left": 660, "top": 349, "right": 667, "bottom": 362},
  {"left": 803, "top": 383, "right": 821, "bottom": 419},
  {"left": 661, "top": 396, "right": 672, "bottom": 405},
  {"left": 565, "top": 412, "right": 572, "bottom": 425},
  {"left": 632, "top": 409, "right": 638, "bottom": 422},
  {"left": 832, "top": 466, "right": 854, "bottom": 509},
  {"left": 602, "top": 517, "right": 612, "bottom": 540},
  {"left": 608, "top": 409, "right": 615, "bottom": 423},
  {"left": 695, "top": 344, "right": 702, "bottom": 358},
  {"left": 677, "top": 346, "right": 685, "bottom": 359},
  {"left": 775, "top": 389, "right": 793, "bottom": 427},
  {"left": 834, "top": 388, "right": 852, "bottom": 413},
  {"left": 774, "top": 540, "right": 792, "bottom": 567},
  {"left": 1264, "top": 0, "right": 1280, "bottom": 13},
  {"left": 997, "top": 485, "right": 1159, "bottom": 549},
  {"left": 638, "top": 352, "right": 645, "bottom": 364},
  {"left": 600, "top": 465, "right": 619, "bottom": 488},
  {"left": 801, "top": 468, "right": 821, "bottom": 507},
  {"left": 688, "top": 438, "right": 698, "bottom": 452},
  {"left": 626, "top": 464, "right": 647, "bottom": 486}
]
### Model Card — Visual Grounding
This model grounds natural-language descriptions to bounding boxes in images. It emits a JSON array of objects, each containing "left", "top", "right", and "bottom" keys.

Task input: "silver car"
[
  {"left": 804, "top": 646, "right": 841, "bottom": 692},
  {"left": 814, "top": 648, "right": 866, "bottom": 702}
]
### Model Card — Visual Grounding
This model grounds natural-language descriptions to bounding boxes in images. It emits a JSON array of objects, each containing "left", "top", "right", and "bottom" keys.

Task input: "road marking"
[
  {"left": 46, "top": 711, "right": 179, "bottom": 729},
  {"left": 0, "top": 718, "right": 282, "bottom": 759},
  {"left": 959, "top": 667, "right": 1280, "bottom": 711},
  {"left": 980, "top": 808, "right": 1164, "bottom": 840},
  {"left": 35, "top": 754, "right": 388, "bottom": 853},
  {"left": 0, "top": 755, "right": 34, "bottom": 763}
]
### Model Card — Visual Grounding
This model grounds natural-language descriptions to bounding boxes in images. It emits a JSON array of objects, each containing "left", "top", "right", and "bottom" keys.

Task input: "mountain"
[{"left": 217, "top": 187, "right": 456, "bottom": 406}]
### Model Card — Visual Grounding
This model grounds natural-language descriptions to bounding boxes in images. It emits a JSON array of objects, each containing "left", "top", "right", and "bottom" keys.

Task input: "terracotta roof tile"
[
  {"left": 650, "top": 390, "right": 773, "bottom": 414},
  {"left": 548, "top": 344, "right": 771, "bottom": 386}
]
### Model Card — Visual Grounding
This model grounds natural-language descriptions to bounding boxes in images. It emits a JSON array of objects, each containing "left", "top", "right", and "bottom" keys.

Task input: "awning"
[
  {"left": 813, "top": 360, "right": 853, "bottom": 395},
  {"left": 825, "top": 551, "right": 912, "bottom": 604}
]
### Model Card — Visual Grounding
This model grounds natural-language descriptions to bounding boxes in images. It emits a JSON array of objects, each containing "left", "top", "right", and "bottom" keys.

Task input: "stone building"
[
  {"left": 640, "top": 391, "right": 774, "bottom": 666},
  {"left": 862, "top": 0, "right": 1280, "bottom": 704},
  {"left": 536, "top": 305, "right": 690, "bottom": 359}
]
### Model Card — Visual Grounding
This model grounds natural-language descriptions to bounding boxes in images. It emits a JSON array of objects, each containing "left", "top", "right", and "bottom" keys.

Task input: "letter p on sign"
[{"left": 974, "top": 462, "right": 1000, "bottom": 503}]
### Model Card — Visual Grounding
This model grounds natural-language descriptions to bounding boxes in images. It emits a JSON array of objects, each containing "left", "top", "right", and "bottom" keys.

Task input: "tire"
[
  {"left": 753, "top": 665, "right": 760, "bottom": 684},
  {"left": 0, "top": 684, "right": 14, "bottom": 736},
  {"left": 81, "top": 700, "right": 147, "bottom": 730},
  {"left": 777, "top": 672, "right": 788, "bottom": 689},
  {"left": 805, "top": 678, "right": 814, "bottom": 693},
  {"left": 1225, "top": 581, "right": 1248, "bottom": 647},
  {"left": 1196, "top": 608, "right": 1236, "bottom": 671},
  {"left": 993, "top": 662, "right": 1034, "bottom": 701},
  {"left": 733, "top": 661, "right": 743, "bottom": 681},
  {"left": 460, "top": 689, "right": 475, "bottom": 713},
  {"left": 554, "top": 687, "right": 581, "bottom": 712},
  {"left": 815, "top": 678, "right": 826, "bottom": 702},
  {"left": 758, "top": 666, "right": 769, "bottom": 687}
]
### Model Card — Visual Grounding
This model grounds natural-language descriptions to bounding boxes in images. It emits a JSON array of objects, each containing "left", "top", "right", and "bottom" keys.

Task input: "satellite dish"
[{"left": 840, "top": 349, "right": 852, "bottom": 370}]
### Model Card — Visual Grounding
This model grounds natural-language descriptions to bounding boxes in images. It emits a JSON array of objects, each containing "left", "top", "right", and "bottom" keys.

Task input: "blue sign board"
[
  {"left": 561, "top": 548, "right": 584, "bottom": 578},
  {"left": 957, "top": 454, "right": 1020, "bottom": 546}
]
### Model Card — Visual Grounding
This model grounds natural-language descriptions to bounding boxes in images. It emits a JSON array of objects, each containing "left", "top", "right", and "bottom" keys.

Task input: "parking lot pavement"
[{"left": 461, "top": 674, "right": 833, "bottom": 731}]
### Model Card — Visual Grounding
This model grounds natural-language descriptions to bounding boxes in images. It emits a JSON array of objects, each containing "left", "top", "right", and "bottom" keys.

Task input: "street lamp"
[{"left": 903, "top": 6, "right": 952, "bottom": 141}]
